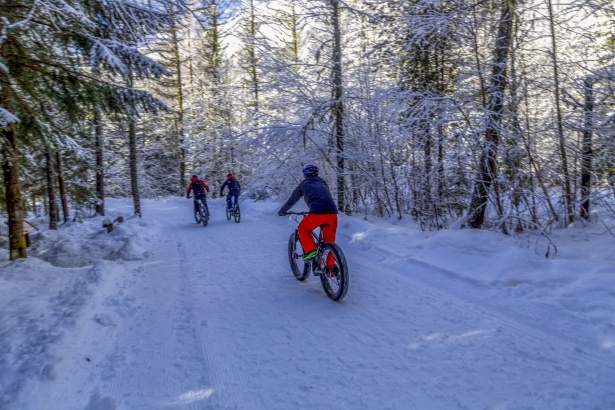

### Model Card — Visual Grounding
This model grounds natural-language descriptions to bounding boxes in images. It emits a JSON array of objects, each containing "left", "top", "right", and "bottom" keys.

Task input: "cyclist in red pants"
[{"left": 278, "top": 164, "right": 338, "bottom": 261}]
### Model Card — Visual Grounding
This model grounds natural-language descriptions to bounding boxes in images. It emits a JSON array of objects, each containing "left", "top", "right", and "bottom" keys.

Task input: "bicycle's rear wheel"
[
  {"left": 319, "top": 243, "right": 349, "bottom": 301},
  {"left": 233, "top": 204, "right": 240, "bottom": 223},
  {"left": 194, "top": 207, "right": 201, "bottom": 224},
  {"left": 288, "top": 232, "right": 309, "bottom": 281}
]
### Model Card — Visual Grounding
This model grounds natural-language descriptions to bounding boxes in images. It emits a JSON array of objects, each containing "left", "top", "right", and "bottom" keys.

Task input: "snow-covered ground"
[{"left": 1, "top": 197, "right": 614, "bottom": 409}]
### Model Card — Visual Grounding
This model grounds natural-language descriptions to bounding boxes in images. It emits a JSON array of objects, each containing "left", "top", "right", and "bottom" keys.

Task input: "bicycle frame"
[{"left": 285, "top": 211, "right": 349, "bottom": 301}]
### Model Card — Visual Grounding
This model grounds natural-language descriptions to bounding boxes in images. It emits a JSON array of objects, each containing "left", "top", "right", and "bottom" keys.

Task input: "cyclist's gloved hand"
[{"left": 278, "top": 211, "right": 286, "bottom": 216}]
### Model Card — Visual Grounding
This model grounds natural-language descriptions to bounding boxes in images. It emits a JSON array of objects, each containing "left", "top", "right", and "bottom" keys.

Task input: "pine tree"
[{"left": 0, "top": 0, "right": 171, "bottom": 258}]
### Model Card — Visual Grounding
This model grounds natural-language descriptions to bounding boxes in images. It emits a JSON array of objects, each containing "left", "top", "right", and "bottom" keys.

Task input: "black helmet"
[
  {"left": 192, "top": 174, "right": 198, "bottom": 178},
  {"left": 303, "top": 164, "right": 318, "bottom": 177}
]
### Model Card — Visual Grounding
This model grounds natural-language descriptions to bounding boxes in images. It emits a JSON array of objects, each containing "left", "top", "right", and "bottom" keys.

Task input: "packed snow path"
[{"left": 7, "top": 198, "right": 614, "bottom": 409}]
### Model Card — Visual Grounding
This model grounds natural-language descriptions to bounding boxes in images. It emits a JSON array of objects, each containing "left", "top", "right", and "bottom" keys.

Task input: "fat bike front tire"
[
  {"left": 288, "top": 232, "right": 309, "bottom": 281},
  {"left": 319, "top": 243, "right": 349, "bottom": 301},
  {"left": 200, "top": 204, "right": 209, "bottom": 227}
]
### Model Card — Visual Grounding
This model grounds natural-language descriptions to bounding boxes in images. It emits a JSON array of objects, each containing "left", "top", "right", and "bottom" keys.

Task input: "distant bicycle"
[
  {"left": 189, "top": 195, "right": 209, "bottom": 227},
  {"left": 286, "top": 212, "right": 349, "bottom": 301},
  {"left": 226, "top": 199, "right": 240, "bottom": 223}
]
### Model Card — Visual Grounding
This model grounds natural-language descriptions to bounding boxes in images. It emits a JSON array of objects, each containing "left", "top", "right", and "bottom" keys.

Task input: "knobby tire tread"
[
  {"left": 288, "top": 232, "right": 309, "bottom": 281},
  {"left": 319, "top": 242, "right": 349, "bottom": 301}
]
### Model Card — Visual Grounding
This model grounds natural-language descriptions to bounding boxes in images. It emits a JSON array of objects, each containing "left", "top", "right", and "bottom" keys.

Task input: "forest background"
[{"left": 1, "top": 0, "right": 614, "bottom": 259}]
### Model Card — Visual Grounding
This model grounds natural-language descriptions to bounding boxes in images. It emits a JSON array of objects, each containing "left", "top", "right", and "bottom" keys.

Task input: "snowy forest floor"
[{"left": 1, "top": 197, "right": 614, "bottom": 409}]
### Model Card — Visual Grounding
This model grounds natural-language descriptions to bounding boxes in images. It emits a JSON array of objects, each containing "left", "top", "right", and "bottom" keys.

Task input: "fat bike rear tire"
[
  {"left": 234, "top": 204, "right": 241, "bottom": 223},
  {"left": 319, "top": 243, "right": 349, "bottom": 301}
]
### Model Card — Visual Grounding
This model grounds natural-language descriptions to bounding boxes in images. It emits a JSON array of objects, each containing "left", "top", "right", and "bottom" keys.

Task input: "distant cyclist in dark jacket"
[
  {"left": 220, "top": 173, "right": 241, "bottom": 210},
  {"left": 278, "top": 164, "right": 338, "bottom": 261},
  {"left": 186, "top": 174, "right": 210, "bottom": 215}
]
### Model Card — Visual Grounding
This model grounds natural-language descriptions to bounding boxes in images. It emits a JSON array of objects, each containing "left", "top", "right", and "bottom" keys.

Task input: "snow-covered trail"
[{"left": 16, "top": 198, "right": 614, "bottom": 409}]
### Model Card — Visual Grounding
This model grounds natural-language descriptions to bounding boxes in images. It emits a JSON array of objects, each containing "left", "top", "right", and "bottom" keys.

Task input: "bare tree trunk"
[
  {"left": 126, "top": 73, "right": 141, "bottom": 217},
  {"left": 468, "top": 0, "right": 516, "bottom": 228},
  {"left": 129, "top": 118, "right": 141, "bottom": 217},
  {"left": 331, "top": 0, "right": 346, "bottom": 213},
  {"left": 546, "top": 0, "right": 574, "bottom": 224},
  {"left": 171, "top": 20, "right": 186, "bottom": 193},
  {"left": 1, "top": 35, "right": 27, "bottom": 258},
  {"left": 55, "top": 151, "right": 69, "bottom": 223},
  {"left": 45, "top": 151, "right": 59, "bottom": 230},
  {"left": 247, "top": 0, "right": 260, "bottom": 121},
  {"left": 95, "top": 110, "right": 105, "bottom": 216},
  {"left": 2, "top": 127, "right": 27, "bottom": 259},
  {"left": 580, "top": 77, "right": 595, "bottom": 220}
]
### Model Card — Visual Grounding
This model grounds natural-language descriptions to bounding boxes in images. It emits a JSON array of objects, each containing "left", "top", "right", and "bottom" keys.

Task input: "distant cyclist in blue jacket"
[{"left": 220, "top": 174, "right": 241, "bottom": 210}]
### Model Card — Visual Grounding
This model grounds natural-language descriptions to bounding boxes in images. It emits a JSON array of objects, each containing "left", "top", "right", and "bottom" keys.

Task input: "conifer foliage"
[{"left": 0, "top": 0, "right": 171, "bottom": 259}]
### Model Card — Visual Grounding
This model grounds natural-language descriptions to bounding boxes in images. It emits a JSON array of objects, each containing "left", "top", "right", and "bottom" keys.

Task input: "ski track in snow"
[{"left": 4, "top": 197, "right": 614, "bottom": 409}]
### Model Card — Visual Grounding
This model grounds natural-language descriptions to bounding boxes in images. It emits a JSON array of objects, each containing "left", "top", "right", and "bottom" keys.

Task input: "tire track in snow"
[{"left": 168, "top": 210, "right": 252, "bottom": 409}]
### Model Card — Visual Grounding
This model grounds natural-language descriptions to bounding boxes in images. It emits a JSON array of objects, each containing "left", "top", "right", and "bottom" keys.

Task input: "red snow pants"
[{"left": 298, "top": 213, "right": 338, "bottom": 258}]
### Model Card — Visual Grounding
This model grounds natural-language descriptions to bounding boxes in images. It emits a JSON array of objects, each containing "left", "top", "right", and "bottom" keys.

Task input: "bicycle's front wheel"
[
  {"left": 233, "top": 204, "right": 240, "bottom": 223},
  {"left": 319, "top": 243, "right": 349, "bottom": 301},
  {"left": 288, "top": 232, "right": 309, "bottom": 281},
  {"left": 200, "top": 203, "right": 209, "bottom": 227}
]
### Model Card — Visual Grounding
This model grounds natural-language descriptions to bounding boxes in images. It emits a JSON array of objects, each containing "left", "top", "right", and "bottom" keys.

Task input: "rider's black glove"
[{"left": 278, "top": 211, "right": 286, "bottom": 216}]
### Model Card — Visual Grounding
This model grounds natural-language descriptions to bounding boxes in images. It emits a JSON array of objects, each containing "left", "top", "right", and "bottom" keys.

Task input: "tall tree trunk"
[
  {"left": 547, "top": 0, "right": 574, "bottom": 224},
  {"left": 331, "top": 0, "right": 346, "bottom": 213},
  {"left": 45, "top": 151, "right": 59, "bottom": 230},
  {"left": 468, "top": 0, "right": 516, "bottom": 228},
  {"left": 171, "top": 21, "right": 186, "bottom": 193},
  {"left": 2, "top": 127, "right": 27, "bottom": 259},
  {"left": 126, "top": 73, "right": 141, "bottom": 217},
  {"left": 129, "top": 118, "right": 141, "bottom": 217},
  {"left": 56, "top": 151, "right": 69, "bottom": 223},
  {"left": 580, "top": 77, "right": 595, "bottom": 220},
  {"left": 95, "top": 110, "right": 105, "bottom": 216},
  {"left": 1, "top": 34, "right": 27, "bottom": 258},
  {"left": 248, "top": 0, "right": 260, "bottom": 122}
]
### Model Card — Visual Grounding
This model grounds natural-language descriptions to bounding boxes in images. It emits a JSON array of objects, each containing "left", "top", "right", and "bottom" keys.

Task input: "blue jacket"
[
  {"left": 279, "top": 175, "right": 338, "bottom": 215},
  {"left": 220, "top": 177, "right": 241, "bottom": 196}
]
